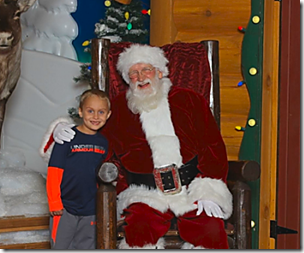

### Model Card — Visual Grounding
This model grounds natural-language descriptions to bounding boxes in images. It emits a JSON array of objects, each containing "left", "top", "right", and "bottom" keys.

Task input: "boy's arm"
[
  {"left": 46, "top": 142, "right": 69, "bottom": 212},
  {"left": 46, "top": 166, "right": 64, "bottom": 212}
]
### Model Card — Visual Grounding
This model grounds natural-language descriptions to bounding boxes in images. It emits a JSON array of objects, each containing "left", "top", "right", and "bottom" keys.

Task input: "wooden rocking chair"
[{"left": 90, "top": 38, "right": 260, "bottom": 249}]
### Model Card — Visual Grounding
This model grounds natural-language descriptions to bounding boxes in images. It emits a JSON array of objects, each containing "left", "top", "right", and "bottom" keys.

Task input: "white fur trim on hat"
[
  {"left": 117, "top": 44, "right": 169, "bottom": 84},
  {"left": 39, "top": 116, "right": 74, "bottom": 163},
  {"left": 187, "top": 177, "right": 233, "bottom": 220}
]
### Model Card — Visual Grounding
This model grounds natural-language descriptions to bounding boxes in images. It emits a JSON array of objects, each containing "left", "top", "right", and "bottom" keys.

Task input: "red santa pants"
[{"left": 123, "top": 202, "right": 229, "bottom": 249}]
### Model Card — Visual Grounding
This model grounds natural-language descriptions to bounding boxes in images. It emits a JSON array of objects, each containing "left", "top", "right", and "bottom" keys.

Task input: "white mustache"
[{"left": 135, "top": 79, "right": 151, "bottom": 88}]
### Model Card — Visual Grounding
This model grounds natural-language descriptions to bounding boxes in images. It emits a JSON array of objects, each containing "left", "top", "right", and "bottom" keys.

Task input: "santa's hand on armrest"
[
  {"left": 196, "top": 199, "right": 224, "bottom": 218},
  {"left": 53, "top": 122, "right": 75, "bottom": 144},
  {"left": 98, "top": 162, "right": 118, "bottom": 183}
]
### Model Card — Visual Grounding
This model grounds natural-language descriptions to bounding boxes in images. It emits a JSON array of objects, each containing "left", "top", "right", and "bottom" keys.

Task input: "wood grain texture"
[
  {"left": 258, "top": 1, "right": 280, "bottom": 249},
  {"left": 0, "top": 215, "right": 50, "bottom": 249},
  {"left": 150, "top": 0, "right": 251, "bottom": 160},
  {"left": 0, "top": 241, "right": 50, "bottom": 249},
  {"left": 96, "top": 183, "right": 117, "bottom": 249},
  {"left": 0, "top": 215, "right": 49, "bottom": 233}
]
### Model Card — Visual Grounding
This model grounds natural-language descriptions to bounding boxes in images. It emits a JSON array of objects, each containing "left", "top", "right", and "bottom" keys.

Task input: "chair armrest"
[
  {"left": 96, "top": 183, "right": 117, "bottom": 249},
  {"left": 227, "top": 160, "right": 260, "bottom": 182},
  {"left": 226, "top": 160, "right": 260, "bottom": 249}
]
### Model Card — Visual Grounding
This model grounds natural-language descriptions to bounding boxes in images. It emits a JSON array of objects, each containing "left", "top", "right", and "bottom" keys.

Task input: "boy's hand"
[{"left": 50, "top": 209, "right": 64, "bottom": 216}]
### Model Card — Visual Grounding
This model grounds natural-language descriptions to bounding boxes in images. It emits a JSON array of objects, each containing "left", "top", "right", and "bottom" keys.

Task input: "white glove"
[
  {"left": 53, "top": 122, "right": 75, "bottom": 144},
  {"left": 98, "top": 162, "right": 118, "bottom": 183},
  {"left": 196, "top": 200, "right": 224, "bottom": 218}
]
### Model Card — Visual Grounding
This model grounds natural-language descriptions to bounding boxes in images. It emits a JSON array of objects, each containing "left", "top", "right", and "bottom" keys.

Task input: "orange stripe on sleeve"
[
  {"left": 51, "top": 216, "right": 61, "bottom": 243},
  {"left": 46, "top": 166, "right": 64, "bottom": 212}
]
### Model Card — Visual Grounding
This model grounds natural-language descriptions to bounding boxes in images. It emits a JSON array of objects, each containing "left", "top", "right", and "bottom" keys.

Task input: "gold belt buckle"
[{"left": 153, "top": 164, "right": 182, "bottom": 195}]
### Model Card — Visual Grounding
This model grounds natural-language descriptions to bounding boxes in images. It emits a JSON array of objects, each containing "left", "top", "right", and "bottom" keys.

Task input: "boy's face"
[{"left": 78, "top": 95, "right": 111, "bottom": 134}]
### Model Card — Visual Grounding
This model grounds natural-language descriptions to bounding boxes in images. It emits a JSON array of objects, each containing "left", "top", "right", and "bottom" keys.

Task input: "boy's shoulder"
[{"left": 96, "top": 131, "right": 108, "bottom": 143}]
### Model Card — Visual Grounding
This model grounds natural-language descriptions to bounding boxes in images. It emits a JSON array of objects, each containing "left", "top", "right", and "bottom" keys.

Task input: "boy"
[{"left": 46, "top": 89, "right": 111, "bottom": 249}]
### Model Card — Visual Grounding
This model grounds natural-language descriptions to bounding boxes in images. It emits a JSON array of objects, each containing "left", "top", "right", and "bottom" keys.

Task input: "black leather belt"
[{"left": 126, "top": 156, "right": 199, "bottom": 191}]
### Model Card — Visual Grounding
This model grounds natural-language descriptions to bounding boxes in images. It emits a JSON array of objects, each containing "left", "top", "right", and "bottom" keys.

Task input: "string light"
[
  {"left": 248, "top": 119, "right": 256, "bottom": 127},
  {"left": 249, "top": 67, "right": 258, "bottom": 75},
  {"left": 141, "top": 9, "right": 150, "bottom": 15},
  {"left": 127, "top": 23, "right": 132, "bottom": 30},
  {"left": 82, "top": 40, "right": 90, "bottom": 46},
  {"left": 252, "top": 16, "right": 260, "bottom": 24},
  {"left": 125, "top": 12, "right": 129, "bottom": 20},
  {"left": 104, "top": 0, "right": 111, "bottom": 7},
  {"left": 238, "top": 81, "right": 246, "bottom": 87},
  {"left": 238, "top": 26, "right": 246, "bottom": 33},
  {"left": 235, "top": 126, "right": 246, "bottom": 131}
]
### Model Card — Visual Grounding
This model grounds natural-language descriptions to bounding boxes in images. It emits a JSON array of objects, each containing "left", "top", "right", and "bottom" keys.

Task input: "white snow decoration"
[
  {"left": 20, "top": 0, "right": 78, "bottom": 60},
  {"left": 0, "top": 149, "right": 26, "bottom": 169},
  {"left": 0, "top": 152, "right": 51, "bottom": 244},
  {"left": 1, "top": 49, "right": 88, "bottom": 176},
  {"left": 0, "top": 150, "right": 49, "bottom": 217},
  {"left": 0, "top": 169, "right": 46, "bottom": 197},
  {"left": 0, "top": 159, "right": 8, "bottom": 170},
  {"left": 0, "top": 193, "right": 5, "bottom": 216},
  {"left": 0, "top": 230, "right": 49, "bottom": 245}
]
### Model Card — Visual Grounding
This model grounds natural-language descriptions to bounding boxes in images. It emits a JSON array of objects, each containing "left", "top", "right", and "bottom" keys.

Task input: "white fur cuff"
[
  {"left": 182, "top": 242, "right": 205, "bottom": 249},
  {"left": 187, "top": 177, "right": 233, "bottom": 220},
  {"left": 117, "top": 184, "right": 198, "bottom": 218},
  {"left": 38, "top": 116, "right": 73, "bottom": 163},
  {"left": 118, "top": 237, "right": 165, "bottom": 249}
]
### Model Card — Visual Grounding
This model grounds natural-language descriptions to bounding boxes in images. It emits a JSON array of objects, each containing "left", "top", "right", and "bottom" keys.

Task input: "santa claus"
[{"left": 40, "top": 44, "right": 232, "bottom": 249}]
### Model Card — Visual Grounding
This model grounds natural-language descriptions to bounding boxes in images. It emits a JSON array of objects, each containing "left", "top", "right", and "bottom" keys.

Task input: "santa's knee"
[
  {"left": 180, "top": 216, "right": 228, "bottom": 249},
  {"left": 122, "top": 203, "right": 172, "bottom": 248}
]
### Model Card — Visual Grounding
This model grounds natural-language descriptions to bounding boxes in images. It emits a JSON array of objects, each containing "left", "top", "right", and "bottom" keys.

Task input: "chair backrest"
[
  {"left": 91, "top": 39, "right": 260, "bottom": 249},
  {"left": 90, "top": 39, "right": 220, "bottom": 128}
]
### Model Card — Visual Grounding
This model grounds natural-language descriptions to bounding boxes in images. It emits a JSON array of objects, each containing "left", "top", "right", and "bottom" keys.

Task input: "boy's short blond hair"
[{"left": 79, "top": 89, "right": 111, "bottom": 110}]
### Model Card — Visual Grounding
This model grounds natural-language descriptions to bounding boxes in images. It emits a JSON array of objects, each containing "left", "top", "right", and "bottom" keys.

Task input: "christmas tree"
[
  {"left": 94, "top": 0, "right": 148, "bottom": 44},
  {"left": 70, "top": 0, "right": 149, "bottom": 119}
]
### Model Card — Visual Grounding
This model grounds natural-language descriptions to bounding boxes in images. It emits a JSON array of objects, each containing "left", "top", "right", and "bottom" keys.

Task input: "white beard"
[{"left": 126, "top": 77, "right": 172, "bottom": 114}]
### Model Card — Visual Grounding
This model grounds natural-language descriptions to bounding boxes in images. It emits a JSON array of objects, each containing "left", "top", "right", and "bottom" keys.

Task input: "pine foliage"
[
  {"left": 73, "top": 63, "right": 92, "bottom": 86},
  {"left": 94, "top": 0, "right": 148, "bottom": 44}
]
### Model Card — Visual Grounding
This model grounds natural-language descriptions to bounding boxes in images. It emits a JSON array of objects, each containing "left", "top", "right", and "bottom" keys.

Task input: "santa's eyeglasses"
[{"left": 128, "top": 67, "right": 155, "bottom": 80}]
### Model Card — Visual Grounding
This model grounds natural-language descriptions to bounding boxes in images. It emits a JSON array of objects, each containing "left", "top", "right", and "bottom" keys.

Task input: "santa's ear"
[{"left": 158, "top": 70, "right": 163, "bottom": 79}]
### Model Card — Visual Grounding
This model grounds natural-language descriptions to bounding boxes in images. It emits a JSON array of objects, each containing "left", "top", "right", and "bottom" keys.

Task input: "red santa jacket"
[{"left": 101, "top": 84, "right": 232, "bottom": 219}]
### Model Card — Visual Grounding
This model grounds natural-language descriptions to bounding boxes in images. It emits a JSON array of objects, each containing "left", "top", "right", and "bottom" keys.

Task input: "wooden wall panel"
[
  {"left": 150, "top": 0, "right": 251, "bottom": 160},
  {"left": 277, "top": 0, "right": 301, "bottom": 249},
  {"left": 150, "top": 0, "right": 177, "bottom": 46},
  {"left": 173, "top": 1, "right": 250, "bottom": 34},
  {"left": 258, "top": 1, "right": 280, "bottom": 249}
]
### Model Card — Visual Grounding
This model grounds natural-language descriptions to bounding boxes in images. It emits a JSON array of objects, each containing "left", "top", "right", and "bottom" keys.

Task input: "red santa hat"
[{"left": 117, "top": 44, "right": 169, "bottom": 84}]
